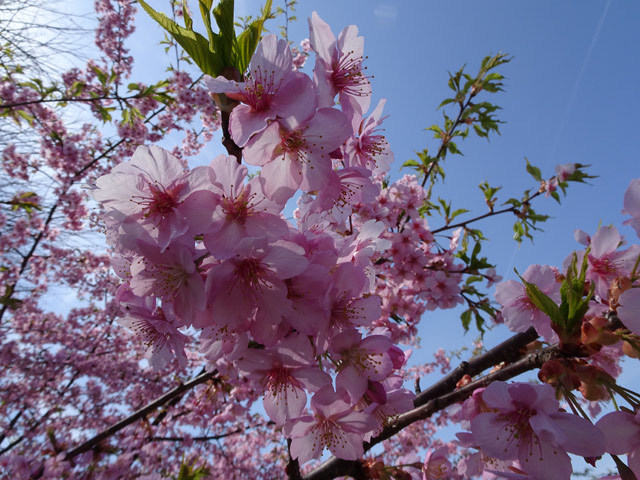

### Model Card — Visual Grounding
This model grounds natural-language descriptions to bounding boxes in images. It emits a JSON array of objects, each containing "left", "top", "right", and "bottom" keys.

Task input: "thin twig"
[{"left": 62, "top": 369, "right": 218, "bottom": 461}]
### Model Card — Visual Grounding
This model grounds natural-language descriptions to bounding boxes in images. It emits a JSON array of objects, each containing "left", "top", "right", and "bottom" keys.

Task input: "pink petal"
[
  {"left": 518, "top": 438, "right": 571, "bottom": 479},
  {"left": 618, "top": 288, "right": 640, "bottom": 335},
  {"left": 471, "top": 412, "right": 520, "bottom": 460},
  {"left": 336, "top": 366, "right": 368, "bottom": 403},
  {"left": 596, "top": 411, "right": 640, "bottom": 454},
  {"left": 308, "top": 12, "right": 336, "bottom": 64},
  {"left": 482, "top": 381, "right": 515, "bottom": 411},
  {"left": 327, "top": 431, "right": 365, "bottom": 460},
  {"left": 204, "top": 221, "right": 245, "bottom": 260},
  {"left": 243, "top": 121, "right": 281, "bottom": 166},
  {"left": 271, "top": 72, "right": 317, "bottom": 126},
  {"left": 264, "top": 382, "right": 307, "bottom": 424},
  {"left": 130, "top": 145, "right": 183, "bottom": 186},
  {"left": 296, "top": 367, "right": 332, "bottom": 392},
  {"left": 229, "top": 104, "right": 273, "bottom": 147},
  {"left": 591, "top": 226, "right": 621, "bottom": 259},
  {"left": 289, "top": 427, "right": 322, "bottom": 464},
  {"left": 548, "top": 411, "right": 606, "bottom": 457},
  {"left": 622, "top": 179, "right": 640, "bottom": 218},
  {"left": 259, "top": 157, "right": 300, "bottom": 204},
  {"left": 263, "top": 242, "right": 309, "bottom": 279},
  {"left": 204, "top": 75, "right": 242, "bottom": 94}
]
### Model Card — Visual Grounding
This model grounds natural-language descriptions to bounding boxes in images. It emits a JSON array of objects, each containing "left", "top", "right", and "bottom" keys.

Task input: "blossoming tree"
[{"left": 1, "top": 1, "right": 640, "bottom": 479}]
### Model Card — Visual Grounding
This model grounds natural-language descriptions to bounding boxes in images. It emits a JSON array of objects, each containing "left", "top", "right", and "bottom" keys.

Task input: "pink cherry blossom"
[
  {"left": 116, "top": 285, "right": 188, "bottom": 369},
  {"left": 243, "top": 107, "right": 351, "bottom": 204},
  {"left": 585, "top": 226, "right": 640, "bottom": 299},
  {"left": 555, "top": 163, "right": 576, "bottom": 182},
  {"left": 300, "top": 166, "right": 379, "bottom": 224},
  {"left": 622, "top": 179, "right": 640, "bottom": 238},
  {"left": 204, "top": 34, "right": 317, "bottom": 146},
  {"left": 129, "top": 240, "right": 206, "bottom": 323},
  {"left": 93, "top": 145, "right": 215, "bottom": 251},
  {"left": 285, "top": 385, "right": 377, "bottom": 463},
  {"left": 237, "top": 334, "right": 331, "bottom": 424},
  {"left": 422, "top": 446, "right": 453, "bottom": 480},
  {"left": 331, "top": 329, "right": 394, "bottom": 402},
  {"left": 343, "top": 99, "right": 394, "bottom": 175},
  {"left": 618, "top": 288, "right": 640, "bottom": 335},
  {"left": 203, "top": 154, "right": 288, "bottom": 259},
  {"left": 596, "top": 410, "right": 640, "bottom": 476},
  {"left": 281, "top": 263, "right": 331, "bottom": 335},
  {"left": 308, "top": 12, "right": 371, "bottom": 117},
  {"left": 494, "top": 264, "right": 560, "bottom": 342},
  {"left": 469, "top": 381, "right": 606, "bottom": 479},
  {"left": 201, "top": 238, "right": 308, "bottom": 340}
]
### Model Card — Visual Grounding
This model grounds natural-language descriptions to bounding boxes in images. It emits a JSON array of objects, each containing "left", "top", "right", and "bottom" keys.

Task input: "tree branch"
[
  {"left": 0, "top": 94, "right": 142, "bottom": 109},
  {"left": 421, "top": 95, "right": 475, "bottom": 188},
  {"left": 303, "top": 327, "right": 541, "bottom": 480},
  {"left": 61, "top": 369, "right": 218, "bottom": 462},
  {"left": 431, "top": 190, "right": 544, "bottom": 234}
]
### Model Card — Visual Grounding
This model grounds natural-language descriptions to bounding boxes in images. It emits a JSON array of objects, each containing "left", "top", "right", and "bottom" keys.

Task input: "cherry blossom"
[
  {"left": 92, "top": 145, "right": 214, "bottom": 251},
  {"left": 285, "top": 385, "right": 377, "bottom": 463},
  {"left": 308, "top": 12, "right": 372, "bottom": 117},
  {"left": 495, "top": 264, "right": 560, "bottom": 342},
  {"left": 596, "top": 410, "right": 640, "bottom": 476},
  {"left": 622, "top": 178, "right": 640, "bottom": 237},
  {"left": 243, "top": 107, "right": 351, "bottom": 204},
  {"left": 468, "top": 382, "right": 606, "bottom": 479},
  {"left": 205, "top": 34, "right": 317, "bottom": 147}
]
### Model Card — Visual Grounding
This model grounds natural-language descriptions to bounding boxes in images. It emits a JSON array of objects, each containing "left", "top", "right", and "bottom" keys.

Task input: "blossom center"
[
  {"left": 244, "top": 66, "right": 281, "bottom": 111},
  {"left": 137, "top": 182, "right": 182, "bottom": 219},
  {"left": 332, "top": 51, "right": 369, "bottom": 97},
  {"left": 234, "top": 258, "right": 271, "bottom": 291}
]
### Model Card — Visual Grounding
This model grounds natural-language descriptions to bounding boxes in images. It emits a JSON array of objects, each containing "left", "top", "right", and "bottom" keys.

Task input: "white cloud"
[{"left": 374, "top": 4, "right": 398, "bottom": 22}]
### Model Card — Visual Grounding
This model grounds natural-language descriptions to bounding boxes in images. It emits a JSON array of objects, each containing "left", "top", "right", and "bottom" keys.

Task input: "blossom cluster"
[
  {"left": 85, "top": 6, "right": 640, "bottom": 479},
  {"left": 93, "top": 13, "right": 416, "bottom": 462}
]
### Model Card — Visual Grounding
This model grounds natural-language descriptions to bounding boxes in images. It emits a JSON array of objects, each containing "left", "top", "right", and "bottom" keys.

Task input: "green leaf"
[
  {"left": 402, "top": 159, "right": 420, "bottom": 168},
  {"left": 182, "top": 0, "right": 193, "bottom": 30},
  {"left": 138, "top": 0, "right": 223, "bottom": 76},
  {"left": 525, "top": 158, "right": 542, "bottom": 182},
  {"left": 437, "top": 98, "right": 456, "bottom": 109},
  {"left": 518, "top": 272, "right": 563, "bottom": 326},
  {"left": 212, "top": 0, "right": 235, "bottom": 66},
  {"left": 450, "top": 208, "right": 469, "bottom": 220},
  {"left": 16, "top": 109, "right": 35, "bottom": 126},
  {"left": 235, "top": 0, "right": 272, "bottom": 74},
  {"left": 474, "top": 310, "right": 486, "bottom": 333},
  {"left": 460, "top": 309, "right": 472, "bottom": 331}
]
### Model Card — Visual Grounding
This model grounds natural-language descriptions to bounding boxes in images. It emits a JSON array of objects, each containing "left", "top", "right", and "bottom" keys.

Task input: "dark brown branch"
[
  {"left": 221, "top": 108, "right": 243, "bottom": 163},
  {"left": 61, "top": 369, "right": 218, "bottom": 462},
  {"left": 415, "top": 326, "right": 538, "bottom": 405},
  {"left": 0, "top": 411, "right": 22, "bottom": 445},
  {"left": 420, "top": 95, "right": 475, "bottom": 188},
  {"left": 431, "top": 190, "right": 544, "bottom": 234},
  {"left": 0, "top": 94, "right": 142, "bottom": 110},
  {"left": 149, "top": 432, "right": 240, "bottom": 442},
  {"left": 286, "top": 438, "right": 303, "bottom": 480},
  {"left": 303, "top": 327, "right": 540, "bottom": 480}
]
